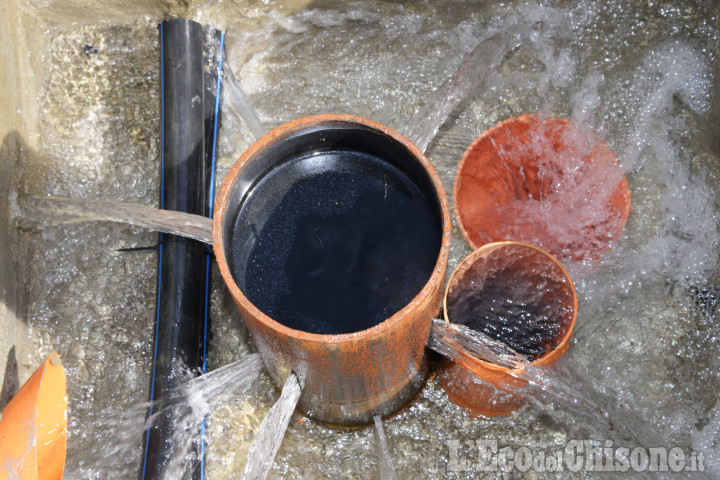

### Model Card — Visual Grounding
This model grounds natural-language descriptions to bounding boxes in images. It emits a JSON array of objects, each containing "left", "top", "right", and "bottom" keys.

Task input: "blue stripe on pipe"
[
  {"left": 200, "top": 30, "right": 225, "bottom": 480},
  {"left": 207, "top": 31, "right": 224, "bottom": 221},
  {"left": 142, "top": 21, "right": 166, "bottom": 480}
]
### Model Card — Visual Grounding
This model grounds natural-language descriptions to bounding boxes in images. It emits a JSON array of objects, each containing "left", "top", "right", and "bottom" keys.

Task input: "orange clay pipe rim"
[
  {"left": 0, "top": 351, "right": 68, "bottom": 480},
  {"left": 442, "top": 241, "right": 578, "bottom": 376},
  {"left": 213, "top": 114, "right": 451, "bottom": 346},
  {"left": 437, "top": 241, "right": 577, "bottom": 417},
  {"left": 213, "top": 113, "right": 451, "bottom": 425},
  {"left": 452, "top": 114, "right": 631, "bottom": 261}
]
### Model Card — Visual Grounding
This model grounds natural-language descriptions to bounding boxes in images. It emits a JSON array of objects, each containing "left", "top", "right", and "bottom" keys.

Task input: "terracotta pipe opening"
[
  {"left": 453, "top": 114, "right": 631, "bottom": 262},
  {"left": 214, "top": 114, "right": 451, "bottom": 425},
  {"left": 438, "top": 242, "right": 577, "bottom": 417},
  {"left": 0, "top": 352, "right": 68, "bottom": 480}
]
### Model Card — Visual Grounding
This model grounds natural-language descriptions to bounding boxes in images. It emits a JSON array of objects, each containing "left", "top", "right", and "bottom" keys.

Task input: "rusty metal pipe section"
[{"left": 214, "top": 114, "right": 451, "bottom": 425}]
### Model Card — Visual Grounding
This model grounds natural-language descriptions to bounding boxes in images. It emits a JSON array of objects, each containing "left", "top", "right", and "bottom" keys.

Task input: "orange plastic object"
[
  {"left": 0, "top": 352, "right": 67, "bottom": 480},
  {"left": 438, "top": 242, "right": 577, "bottom": 417},
  {"left": 453, "top": 114, "right": 631, "bottom": 262}
]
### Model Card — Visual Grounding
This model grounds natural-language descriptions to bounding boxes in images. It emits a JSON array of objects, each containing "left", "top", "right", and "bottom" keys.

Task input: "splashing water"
[
  {"left": 373, "top": 415, "right": 398, "bottom": 480},
  {"left": 515, "top": 359, "right": 665, "bottom": 448},
  {"left": 403, "top": 29, "right": 522, "bottom": 153},
  {"left": 222, "top": 63, "right": 266, "bottom": 145},
  {"left": 455, "top": 116, "right": 631, "bottom": 261},
  {"left": 15, "top": 196, "right": 213, "bottom": 244},
  {"left": 66, "top": 354, "right": 263, "bottom": 479},
  {"left": 241, "top": 372, "right": 302, "bottom": 480},
  {"left": 428, "top": 320, "right": 664, "bottom": 449}
]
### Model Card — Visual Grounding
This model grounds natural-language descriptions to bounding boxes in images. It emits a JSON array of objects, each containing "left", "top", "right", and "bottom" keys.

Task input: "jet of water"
[
  {"left": 428, "top": 318, "right": 528, "bottom": 371},
  {"left": 241, "top": 372, "right": 303, "bottom": 480},
  {"left": 428, "top": 319, "right": 665, "bottom": 448},
  {"left": 403, "top": 29, "right": 522, "bottom": 153},
  {"left": 515, "top": 360, "right": 664, "bottom": 447},
  {"left": 66, "top": 354, "right": 264, "bottom": 479},
  {"left": 13, "top": 65, "right": 266, "bottom": 248},
  {"left": 373, "top": 414, "right": 398, "bottom": 480},
  {"left": 223, "top": 63, "right": 266, "bottom": 143},
  {"left": 15, "top": 195, "right": 214, "bottom": 244}
]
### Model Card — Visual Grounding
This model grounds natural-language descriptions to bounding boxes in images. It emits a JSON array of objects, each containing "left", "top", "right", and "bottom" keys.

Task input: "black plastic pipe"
[{"left": 142, "top": 19, "right": 223, "bottom": 480}]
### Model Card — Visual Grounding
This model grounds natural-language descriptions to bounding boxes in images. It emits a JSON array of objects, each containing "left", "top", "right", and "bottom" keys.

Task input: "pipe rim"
[
  {"left": 442, "top": 240, "right": 578, "bottom": 374},
  {"left": 213, "top": 113, "right": 451, "bottom": 345},
  {"left": 452, "top": 114, "right": 631, "bottom": 261}
]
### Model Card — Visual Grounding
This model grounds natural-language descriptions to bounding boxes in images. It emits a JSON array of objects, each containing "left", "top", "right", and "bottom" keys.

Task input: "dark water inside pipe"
[
  {"left": 231, "top": 151, "right": 441, "bottom": 335},
  {"left": 445, "top": 262, "right": 570, "bottom": 360}
]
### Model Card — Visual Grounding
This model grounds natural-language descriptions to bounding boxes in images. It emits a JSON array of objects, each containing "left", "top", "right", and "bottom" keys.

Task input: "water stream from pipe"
[
  {"left": 241, "top": 372, "right": 302, "bottom": 480},
  {"left": 373, "top": 414, "right": 398, "bottom": 480},
  {"left": 222, "top": 62, "right": 266, "bottom": 144},
  {"left": 428, "top": 319, "right": 663, "bottom": 448},
  {"left": 15, "top": 195, "right": 213, "bottom": 244},
  {"left": 65, "top": 353, "right": 264, "bottom": 479},
  {"left": 403, "top": 29, "right": 522, "bottom": 153}
]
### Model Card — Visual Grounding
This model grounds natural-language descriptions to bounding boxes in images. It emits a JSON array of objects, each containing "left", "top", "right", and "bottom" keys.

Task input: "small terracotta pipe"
[
  {"left": 453, "top": 114, "right": 631, "bottom": 262},
  {"left": 0, "top": 352, "right": 68, "bottom": 480},
  {"left": 438, "top": 242, "right": 577, "bottom": 417},
  {"left": 214, "top": 114, "right": 451, "bottom": 426}
]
